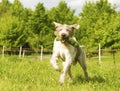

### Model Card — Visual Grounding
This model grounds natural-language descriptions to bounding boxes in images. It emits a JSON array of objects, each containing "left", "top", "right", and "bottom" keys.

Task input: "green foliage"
[
  {"left": 0, "top": 0, "right": 120, "bottom": 52},
  {"left": 47, "top": 1, "right": 78, "bottom": 24},
  {"left": 11, "top": 0, "right": 24, "bottom": 19},
  {"left": 2, "top": 19, "right": 27, "bottom": 47},
  {"left": 78, "top": 0, "right": 118, "bottom": 50},
  {"left": 27, "top": 3, "right": 54, "bottom": 50},
  {"left": 0, "top": 0, "right": 11, "bottom": 16}
]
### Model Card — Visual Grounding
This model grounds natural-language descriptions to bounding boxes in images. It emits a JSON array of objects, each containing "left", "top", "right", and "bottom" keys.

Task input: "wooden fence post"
[
  {"left": 112, "top": 50, "right": 116, "bottom": 64},
  {"left": 98, "top": 44, "right": 101, "bottom": 65},
  {"left": 22, "top": 50, "right": 25, "bottom": 58},
  {"left": 19, "top": 46, "right": 22, "bottom": 58},
  {"left": 40, "top": 46, "right": 43, "bottom": 61},
  {"left": 2, "top": 46, "right": 5, "bottom": 59}
]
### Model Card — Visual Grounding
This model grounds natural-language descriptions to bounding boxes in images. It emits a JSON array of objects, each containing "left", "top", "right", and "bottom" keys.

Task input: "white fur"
[
  {"left": 50, "top": 39, "right": 75, "bottom": 83},
  {"left": 50, "top": 22, "right": 88, "bottom": 84}
]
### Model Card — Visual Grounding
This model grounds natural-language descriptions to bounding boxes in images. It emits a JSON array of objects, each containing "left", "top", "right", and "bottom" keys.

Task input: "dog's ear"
[
  {"left": 70, "top": 24, "right": 80, "bottom": 30},
  {"left": 53, "top": 22, "right": 62, "bottom": 28}
]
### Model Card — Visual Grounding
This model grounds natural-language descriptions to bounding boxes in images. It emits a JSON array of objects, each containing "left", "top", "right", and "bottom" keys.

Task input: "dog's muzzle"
[{"left": 61, "top": 34, "right": 68, "bottom": 43}]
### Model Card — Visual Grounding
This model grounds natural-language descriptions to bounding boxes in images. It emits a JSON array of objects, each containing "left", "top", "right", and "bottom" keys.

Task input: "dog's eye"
[
  {"left": 58, "top": 29, "right": 62, "bottom": 31},
  {"left": 67, "top": 29, "right": 71, "bottom": 32},
  {"left": 56, "top": 27, "right": 62, "bottom": 31},
  {"left": 66, "top": 29, "right": 69, "bottom": 31},
  {"left": 58, "top": 28, "right": 63, "bottom": 31}
]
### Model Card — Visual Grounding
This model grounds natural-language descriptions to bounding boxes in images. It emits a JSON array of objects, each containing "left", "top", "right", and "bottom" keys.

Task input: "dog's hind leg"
[
  {"left": 78, "top": 59, "right": 88, "bottom": 79},
  {"left": 78, "top": 50, "right": 88, "bottom": 79}
]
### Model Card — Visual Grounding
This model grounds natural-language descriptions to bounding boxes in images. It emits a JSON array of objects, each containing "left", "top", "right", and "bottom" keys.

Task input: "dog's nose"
[{"left": 61, "top": 33, "right": 66, "bottom": 37}]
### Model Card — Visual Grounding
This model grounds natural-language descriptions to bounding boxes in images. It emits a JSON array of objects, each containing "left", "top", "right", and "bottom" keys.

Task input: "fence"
[
  {"left": 0, "top": 46, "right": 44, "bottom": 61},
  {"left": 87, "top": 48, "right": 120, "bottom": 65},
  {"left": 1, "top": 46, "right": 120, "bottom": 63}
]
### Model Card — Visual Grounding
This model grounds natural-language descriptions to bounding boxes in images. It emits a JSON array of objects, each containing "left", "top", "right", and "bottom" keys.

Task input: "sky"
[{"left": 0, "top": 0, "right": 120, "bottom": 15}]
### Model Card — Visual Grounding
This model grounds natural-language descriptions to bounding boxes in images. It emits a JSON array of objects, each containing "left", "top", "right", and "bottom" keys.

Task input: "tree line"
[{"left": 0, "top": 0, "right": 120, "bottom": 53}]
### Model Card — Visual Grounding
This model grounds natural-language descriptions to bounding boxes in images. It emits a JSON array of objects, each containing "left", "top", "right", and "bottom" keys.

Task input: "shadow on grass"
[{"left": 72, "top": 75, "right": 105, "bottom": 85}]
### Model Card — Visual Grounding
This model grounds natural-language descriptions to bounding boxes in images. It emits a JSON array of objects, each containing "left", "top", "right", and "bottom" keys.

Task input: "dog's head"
[{"left": 54, "top": 22, "right": 80, "bottom": 43}]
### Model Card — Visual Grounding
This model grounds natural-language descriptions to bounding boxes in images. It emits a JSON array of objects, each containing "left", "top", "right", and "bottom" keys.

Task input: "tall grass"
[{"left": 0, "top": 55, "right": 120, "bottom": 91}]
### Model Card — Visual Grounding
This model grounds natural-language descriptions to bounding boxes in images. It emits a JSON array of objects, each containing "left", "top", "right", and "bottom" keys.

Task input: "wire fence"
[
  {"left": 0, "top": 46, "right": 120, "bottom": 63},
  {"left": 87, "top": 49, "right": 120, "bottom": 65},
  {"left": 0, "top": 46, "right": 45, "bottom": 61}
]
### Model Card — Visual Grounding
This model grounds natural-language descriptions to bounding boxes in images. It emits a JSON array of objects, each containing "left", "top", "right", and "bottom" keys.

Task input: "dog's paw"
[
  {"left": 59, "top": 74, "right": 65, "bottom": 85},
  {"left": 59, "top": 79, "right": 64, "bottom": 85}
]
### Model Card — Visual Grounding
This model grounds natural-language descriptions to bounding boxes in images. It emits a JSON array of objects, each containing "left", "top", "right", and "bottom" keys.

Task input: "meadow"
[{"left": 0, "top": 54, "right": 120, "bottom": 91}]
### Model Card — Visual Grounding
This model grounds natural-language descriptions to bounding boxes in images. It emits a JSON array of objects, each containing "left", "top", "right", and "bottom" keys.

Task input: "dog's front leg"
[
  {"left": 61, "top": 62, "right": 72, "bottom": 82},
  {"left": 50, "top": 53, "right": 61, "bottom": 72},
  {"left": 59, "top": 59, "right": 72, "bottom": 84}
]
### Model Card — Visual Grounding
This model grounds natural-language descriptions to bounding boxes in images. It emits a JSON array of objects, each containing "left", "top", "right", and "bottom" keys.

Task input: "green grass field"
[{"left": 0, "top": 55, "right": 120, "bottom": 91}]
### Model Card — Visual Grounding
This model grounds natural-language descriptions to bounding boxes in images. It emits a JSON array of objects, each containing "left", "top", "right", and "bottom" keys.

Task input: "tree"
[
  {"left": 0, "top": 0, "right": 11, "bottom": 16},
  {"left": 27, "top": 3, "right": 53, "bottom": 51},
  {"left": 0, "top": 0, "right": 120, "bottom": 53},
  {"left": 0, "top": 0, "right": 32, "bottom": 48},
  {"left": 47, "top": 1, "right": 78, "bottom": 24},
  {"left": 78, "top": 0, "right": 116, "bottom": 50},
  {"left": 11, "top": 0, "right": 24, "bottom": 20},
  {"left": 103, "top": 13, "right": 120, "bottom": 49}
]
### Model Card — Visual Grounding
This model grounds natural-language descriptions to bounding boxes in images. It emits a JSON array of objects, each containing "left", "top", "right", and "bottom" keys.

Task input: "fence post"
[
  {"left": 2, "top": 46, "right": 5, "bottom": 59},
  {"left": 112, "top": 50, "right": 116, "bottom": 64},
  {"left": 98, "top": 44, "right": 101, "bottom": 65},
  {"left": 19, "top": 46, "right": 22, "bottom": 58},
  {"left": 40, "top": 46, "right": 43, "bottom": 61},
  {"left": 22, "top": 50, "right": 25, "bottom": 58}
]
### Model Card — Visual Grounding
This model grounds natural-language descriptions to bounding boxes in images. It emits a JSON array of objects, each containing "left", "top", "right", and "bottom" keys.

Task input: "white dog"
[{"left": 50, "top": 22, "right": 88, "bottom": 84}]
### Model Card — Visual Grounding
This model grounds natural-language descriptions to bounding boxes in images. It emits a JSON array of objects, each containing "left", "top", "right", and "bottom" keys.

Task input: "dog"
[{"left": 50, "top": 22, "right": 88, "bottom": 84}]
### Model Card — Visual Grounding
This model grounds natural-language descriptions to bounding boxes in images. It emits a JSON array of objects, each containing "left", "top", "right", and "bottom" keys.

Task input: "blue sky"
[{"left": 0, "top": 0, "right": 120, "bottom": 15}]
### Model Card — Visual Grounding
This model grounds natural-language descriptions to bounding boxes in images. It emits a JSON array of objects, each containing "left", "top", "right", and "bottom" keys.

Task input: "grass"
[{"left": 0, "top": 55, "right": 120, "bottom": 91}]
